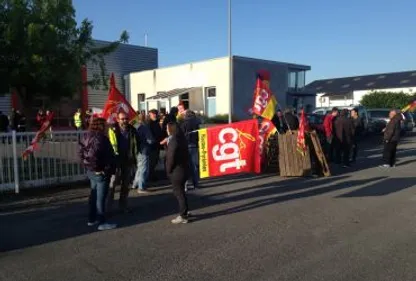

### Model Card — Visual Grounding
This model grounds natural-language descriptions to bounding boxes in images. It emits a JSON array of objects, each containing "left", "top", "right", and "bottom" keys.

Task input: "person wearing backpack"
[{"left": 79, "top": 117, "right": 117, "bottom": 231}]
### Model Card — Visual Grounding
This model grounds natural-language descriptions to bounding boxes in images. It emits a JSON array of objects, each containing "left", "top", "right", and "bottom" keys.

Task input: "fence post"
[{"left": 12, "top": 130, "right": 20, "bottom": 194}]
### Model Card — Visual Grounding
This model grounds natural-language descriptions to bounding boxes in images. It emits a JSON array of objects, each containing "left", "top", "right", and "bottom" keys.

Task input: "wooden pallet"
[
  {"left": 278, "top": 131, "right": 312, "bottom": 177},
  {"left": 309, "top": 131, "right": 331, "bottom": 177}
]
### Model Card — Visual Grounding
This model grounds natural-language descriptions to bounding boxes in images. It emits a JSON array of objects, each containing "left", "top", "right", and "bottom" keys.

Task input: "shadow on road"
[
  {"left": 0, "top": 133, "right": 413, "bottom": 253},
  {"left": 193, "top": 177, "right": 386, "bottom": 222},
  {"left": 337, "top": 177, "right": 416, "bottom": 197}
]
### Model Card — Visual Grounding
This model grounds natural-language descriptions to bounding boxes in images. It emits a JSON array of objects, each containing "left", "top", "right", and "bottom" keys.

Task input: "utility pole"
[{"left": 228, "top": 0, "right": 233, "bottom": 124}]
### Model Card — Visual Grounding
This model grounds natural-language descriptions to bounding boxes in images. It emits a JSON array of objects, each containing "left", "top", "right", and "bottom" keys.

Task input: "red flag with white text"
[
  {"left": 198, "top": 120, "right": 261, "bottom": 178},
  {"left": 252, "top": 78, "right": 277, "bottom": 121}
]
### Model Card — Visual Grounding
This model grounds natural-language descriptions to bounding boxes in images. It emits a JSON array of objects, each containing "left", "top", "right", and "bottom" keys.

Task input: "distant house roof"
[{"left": 306, "top": 70, "right": 416, "bottom": 94}]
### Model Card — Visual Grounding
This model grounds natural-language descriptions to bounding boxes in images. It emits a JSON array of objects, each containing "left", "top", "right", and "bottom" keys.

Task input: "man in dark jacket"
[
  {"left": 166, "top": 122, "right": 190, "bottom": 224},
  {"left": 282, "top": 108, "right": 299, "bottom": 132},
  {"left": 180, "top": 110, "right": 200, "bottom": 189},
  {"left": 350, "top": 108, "right": 363, "bottom": 163},
  {"left": 148, "top": 109, "right": 164, "bottom": 180},
  {"left": 9, "top": 108, "right": 19, "bottom": 131},
  {"left": 334, "top": 109, "right": 355, "bottom": 167},
  {"left": 271, "top": 110, "right": 284, "bottom": 133},
  {"left": 0, "top": 111, "right": 9, "bottom": 132},
  {"left": 380, "top": 110, "right": 402, "bottom": 168},
  {"left": 107, "top": 112, "right": 140, "bottom": 213},
  {"left": 162, "top": 107, "right": 179, "bottom": 138}
]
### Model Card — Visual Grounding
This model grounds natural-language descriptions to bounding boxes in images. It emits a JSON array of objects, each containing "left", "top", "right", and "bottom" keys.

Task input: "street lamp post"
[{"left": 228, "top": 0, "right": 233, "bottom": 124}]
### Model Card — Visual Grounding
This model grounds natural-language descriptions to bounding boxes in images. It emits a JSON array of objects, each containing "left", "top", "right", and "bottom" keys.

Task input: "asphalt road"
[{"left": 1, "top": 133, "right": 416, "bottom": 281}]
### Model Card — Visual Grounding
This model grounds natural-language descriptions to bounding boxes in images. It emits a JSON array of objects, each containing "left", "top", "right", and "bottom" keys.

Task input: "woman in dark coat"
[
  {"left": 165, "top": 121, "right": 190, "bottom": 224},
  {"left": 79, "top": 117, "right": 117, "bottom": 231}
]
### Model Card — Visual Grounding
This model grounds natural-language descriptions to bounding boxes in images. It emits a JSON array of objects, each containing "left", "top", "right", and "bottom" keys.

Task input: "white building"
[
  {"left": 306, "top": 70, "right": 416, "bottom": 108},
  {"left": 125, "top": 56, "right": 313, "bottom": 119}
]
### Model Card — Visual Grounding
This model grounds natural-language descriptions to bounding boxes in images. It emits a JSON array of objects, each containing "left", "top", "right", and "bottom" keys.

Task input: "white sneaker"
[
  {"left": 171, "top": 216, "right": 188, "bottom": 224},
  {"left": 87, "top": 220, "right": 99, "bottom": 226},
  {"left": 97, "top": 223, "right": 117, "bottom": 231}
]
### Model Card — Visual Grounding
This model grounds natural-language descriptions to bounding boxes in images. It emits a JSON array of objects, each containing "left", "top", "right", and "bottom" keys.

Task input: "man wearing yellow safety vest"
[
  {"left": 107, "top": 112, "right": 140, "bottom": 213},
  {"left": 73, "top": 109, "right": 82, "bottom": 130}
]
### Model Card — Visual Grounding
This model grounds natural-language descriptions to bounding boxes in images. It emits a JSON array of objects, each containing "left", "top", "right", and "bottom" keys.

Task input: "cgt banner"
[{"left": 198, "top": 119, "right": 261, "bottom": 179}]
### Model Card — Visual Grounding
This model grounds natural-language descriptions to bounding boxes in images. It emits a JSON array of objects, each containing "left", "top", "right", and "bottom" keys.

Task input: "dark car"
[{"left": 367, "top": 109, "right": 390, "bottom": 134}]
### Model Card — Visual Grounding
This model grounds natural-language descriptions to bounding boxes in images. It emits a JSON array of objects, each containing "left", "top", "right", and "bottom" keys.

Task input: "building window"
[
  {"left": 159, "top": 101, "right": 167, "bottom": 113},
  {"left": 288, "top": 70, "right": 306, "bottom": 90},
  {"left": 329, "top": 92, "right": 353, "bottom": 101},
  {"left": 137, "top": 93, "right": 145, "bottom": 111},
  {"left": 180, "top": 92, "right": 189, "bottom": 110},
  {"left": 205, "top": 87, "right": 216, "bottom": 117}
]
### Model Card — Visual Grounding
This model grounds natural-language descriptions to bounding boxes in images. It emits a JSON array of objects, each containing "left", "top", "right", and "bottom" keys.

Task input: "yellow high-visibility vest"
[{"left": 74, "top": 112, "right": 82, "bottom": 128}]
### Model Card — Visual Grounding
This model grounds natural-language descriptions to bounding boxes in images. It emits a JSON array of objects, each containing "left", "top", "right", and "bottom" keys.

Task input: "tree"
[
  {"left": 0, "top": 0, "right": 129, "bottom": 110},
  {"left": 360, "top": 91, "right": 416, "bottom": 109}
]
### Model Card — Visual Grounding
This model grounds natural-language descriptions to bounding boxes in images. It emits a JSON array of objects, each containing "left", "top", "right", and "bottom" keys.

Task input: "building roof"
[
  {"left": 127, "top": 56, "right": 311, "bottom": 76},
  {"left": 306, "top": 70, "right": 416, "bottom": 94},
  {"left": 146, "top": 88, "right": 197, "bottom": 100}
]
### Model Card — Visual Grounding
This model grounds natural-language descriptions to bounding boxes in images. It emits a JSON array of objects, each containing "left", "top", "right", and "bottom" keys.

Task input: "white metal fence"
[{"left": 0, "top": 130, "right": 87, "bottom": 193}]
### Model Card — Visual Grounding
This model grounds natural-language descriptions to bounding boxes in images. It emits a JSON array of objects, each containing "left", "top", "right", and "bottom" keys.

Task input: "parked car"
[
  {"left": 411, "top": 112, "right": 416, "bottom": 127},
  {"left": 366, "top": 109, "right": 390, "bottom": 134},
  {"left": 403, "top": 111, "right": 414, "bottom": 132},
  {"left": 366, "top": 108, "right": 413, "bottom": 135},
  {"left": 313, "top": 105, "right": 370, "bottom": 135}
]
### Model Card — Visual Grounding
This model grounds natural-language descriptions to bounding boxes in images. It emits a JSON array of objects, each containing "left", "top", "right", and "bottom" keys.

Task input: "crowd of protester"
[
  {"left": 1, "top": 104, "right": 405, "bottom": 231},
  {"left": 78, "top": 106, "right": 201, "bottom": 230}
]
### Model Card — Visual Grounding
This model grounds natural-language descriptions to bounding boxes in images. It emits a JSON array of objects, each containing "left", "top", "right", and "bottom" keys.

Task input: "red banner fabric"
[
  {"left": 102, "top": 73, "right": 138, "bottom": 125},
  {"left": 198, "top": 120, "right": 261, "bottom": 178},
  {"left": 22, "top": 112, "right": 55, "bottom": 159},
  {"left": 258, "top": 119, "right": 277, "bottom": 165},
  {"left": 251, "top": 77, "right": 277, "bottom": 121},
  {"left": 297, "top": 109, "right": 308, "bottom": 156}
]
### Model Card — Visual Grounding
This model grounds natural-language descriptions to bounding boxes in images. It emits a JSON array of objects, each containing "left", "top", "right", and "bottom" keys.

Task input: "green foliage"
[
  {"left": 0, "top": 0, "right": 129, "bottom": 104},
  {"left": 360, "top": 91, "right": 416, "bottom": 109}
]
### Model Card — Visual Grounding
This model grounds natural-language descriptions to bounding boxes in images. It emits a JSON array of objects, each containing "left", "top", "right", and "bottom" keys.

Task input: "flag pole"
[{"left": 228, "top": 0, "right": 233, "bottom": 124}]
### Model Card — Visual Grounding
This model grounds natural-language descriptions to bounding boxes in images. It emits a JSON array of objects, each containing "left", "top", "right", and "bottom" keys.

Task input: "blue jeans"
[
  {"left": 87, "top": 171, "right": 110, "bottom": 223},
  {"left": 133, "top": 154, "right": 149, "bottom": 190},
  {"left": 188, "top": 146, "right": 199, "bottom": 188}
]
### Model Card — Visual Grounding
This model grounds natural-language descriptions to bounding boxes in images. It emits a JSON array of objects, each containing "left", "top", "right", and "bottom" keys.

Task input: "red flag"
[
  {"left": 297, "top": 109, "right": 308, "bottom": 156},
  {"left": 258, "top": 119, "right": 277, "bottom": 165},
  {"left": 402, "top": 99, "right": 416, "bottom": 112},
  {"left": 22, "top": 112, "right": 54, "bottom": 159},
  {"left": 249, "top": 70, "right": 271, "bottom": 118},
  {"left": 198, "top": 120, "right": 261, "bottom": 178},
  {"left": 102, "top": 73, "right": 138, "bottom": 125},
  {"left": 252, "top": 78, "right": 277, "bottom": 121}
]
